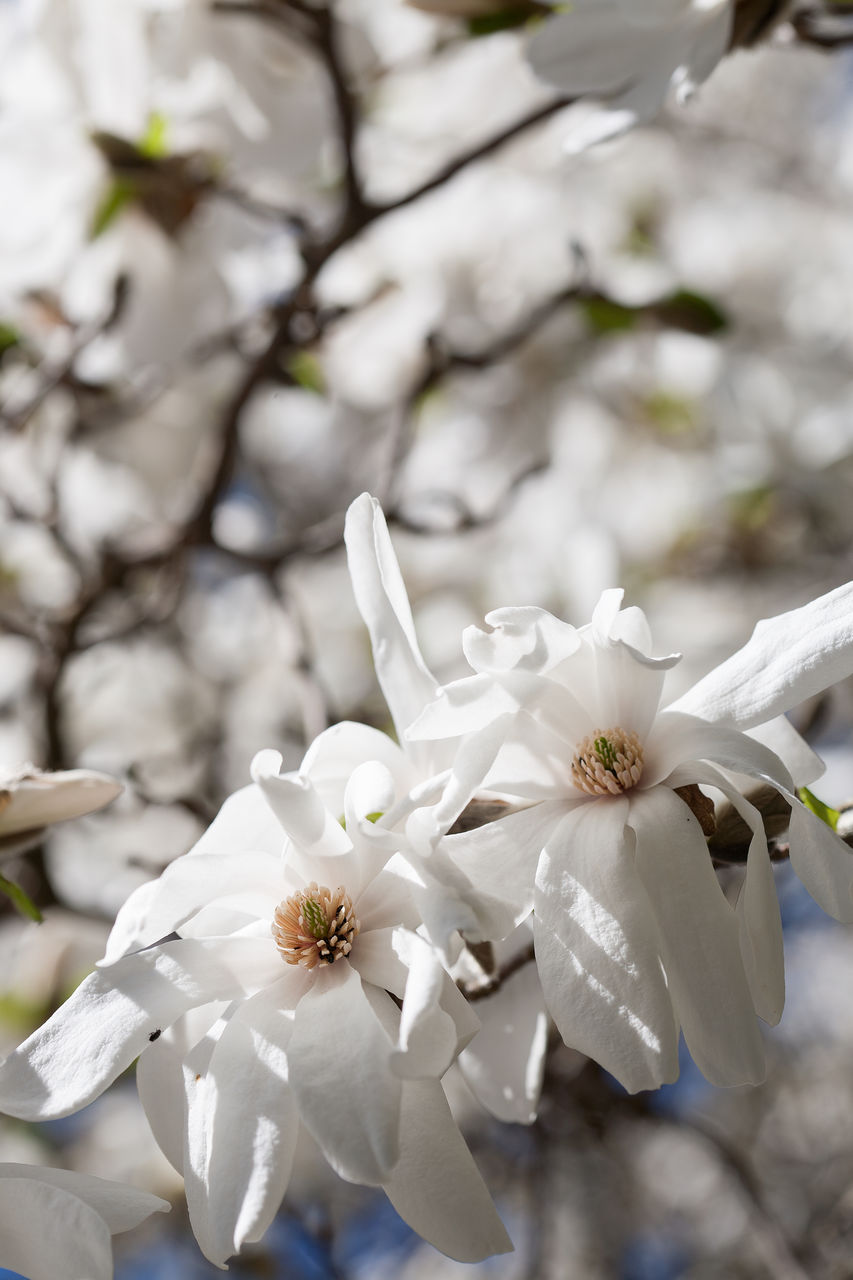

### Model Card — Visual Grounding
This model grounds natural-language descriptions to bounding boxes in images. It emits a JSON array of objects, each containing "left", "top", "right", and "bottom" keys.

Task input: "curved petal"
[
  {"left": 748, "top": 716, "right": 825, "bottom": 788},
  {"left": 533, "top": 798, "right": 679, "bottom": 1093},
  {"left": 664, "top": 763, "right": 784, "bottom": 1026},
  {"left": 0, "top": 936, "right": 282, "bottom": 1120},
  {"left": 184, "top": 783, "right": 285, "bottom": 859},
  {"left": 458, "top": 959, "right": 548, "bottom": 1124},
  {"left": 443, "top": 800, "right": 570, "bottom": 922},
  {"left": 0, "top": 1178, "right": 113, "bottom": 1280},
  {"left": 0, "top": 768, "right": 122, "bottom": 838},
  {"left": 788, "top": 797, "right": 853, "bottom": 924},
  {"left": 383, "top": 1078, "right": 512, "bottom": 1262},
  {"left": 137, "top": 1002, "right": 228, "bottom": 1174},
  {"left": 287, "top": 963, "right": 401, "bottom": 1185},
  {"left": 344, "top": 494, "right": 442, "bottom": 772},
  {"left": 462, "top": 606, "right": 580, "bottom": 676},
  {"left": 182, "top": 977, "right": 302, "bottom": 1267},
  {"left": 103, "top": 850, "right": 285, "bottom": 963},
  {"left": 669, "top": 581, "right": 853, "bottom": 729},
  {"left": 0, "top": 1164, "right": 168, "bottom": 1233},
  {"left": 301, "top": 721, "right": 415, "bottom": 811},
  {"left": 629, "top": 785, "right": 766, "bottom": 1086},
  {"left": 405, "top": 716, "right": 516, "bottom": 852},
  {"left": 251, "top": 753, "right": 352, "bottom": 859},
  {"left": 527, "top": 3, "right": 662, "bottom": 95},
  {"left": 644, "top": 711, "right": 793, "bottom": 792}
]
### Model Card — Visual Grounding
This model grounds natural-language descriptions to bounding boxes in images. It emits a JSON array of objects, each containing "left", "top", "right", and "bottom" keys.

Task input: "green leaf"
[
  {"left": 799, "top": 786, "right": 840, "bottom": 832},
  {"left": 0, "top": 874, "right": 43, "bottom": 923},
  {"left": 652, "top": 289, "right": 728, "bottom": 336},
  {"left": 580, "top": 297, "right": 637, "bottom": 334},
  {"left": 139, "top": 111, "right": 169, "bottom": 159},
  {"left": 285, "top": 351, "right": 325, "bottom": 394},
  {"left": 0, "top": 322, "right": 19, "bottom": 356},
  {"left": 467, "top": 2, "right": 544, "bottom": 33},
  {"left": 91, "top": 177, "right": 137, "bottom": 239}
]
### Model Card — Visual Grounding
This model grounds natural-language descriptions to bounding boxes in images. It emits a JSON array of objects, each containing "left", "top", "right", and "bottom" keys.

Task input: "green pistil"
[
  {"left": 594, "top": 736, "right": 618, "bottom": 774},
  {"left": 301, "top": 898, "right": 329, "bottom": 939}
]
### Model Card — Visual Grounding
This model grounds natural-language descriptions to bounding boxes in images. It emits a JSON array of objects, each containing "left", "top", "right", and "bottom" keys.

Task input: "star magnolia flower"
[
  {"left": 0, "top": 1162, "right": 167, "bottom": 1280},
  {"left": 0, "top": 764, "right": 122, "bottom": 859},
  {"left": 526, "top": 0, "right": 733, "bottom": 152},
  {"left": 408, "top": 585, "right": 853, "bottom": 1092},
  {"left": 0, "top": 751, "right": 510, "bottom": 1266},
  {"left": 344, "top": 492, "right": 550, "bottom": 1123}
]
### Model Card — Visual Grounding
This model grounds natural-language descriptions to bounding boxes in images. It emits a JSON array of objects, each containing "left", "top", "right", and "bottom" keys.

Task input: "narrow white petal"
[
  {"left": 104, "top": 850, "right": 284, "bottom": 963},
  {"left": 644, "top": 711, "right": 792, "bottom": 791},
  {"left": 250, "top": 755, "right": 352, "bottom": 860},
  {"left": 459, "top": 960, "right": 548, "bottom": 1124},
  {"left": 0, "top": 768, "right": 122, "bottom": 837},
  {"left": 184, "top": 783, "right": 285, "bottom": 859},
  {"left": 0, "top": 1164, "right": 168, "bottom": 1233},
  {"left": 748, "top": 716, "right": 825, "bottom": 787},
  {"left": 444, "top": 800, "right": 570, "bottom": 922},
  {"left": 665, "top": 762, "right": 784, "bottom": 1026},
  {"left": 669, "top": 581, "right": 853, "bottom": 729},
  {"left": 287, "top": 963, "right": 402, "bottom": 1184},
  {"left": 301, "top": 721, "right": 415, "bottom": 809},
  {"left": 344, "top": 495, "right": 441, "bottom": 767},
  {"left": 462, "top": 606, "right": 580, "bottom": 675},
  {"left": 788, "top": 797, "right": 853, "bottom": 924},
  {"left": 182, "top": 978, "right": 302, "bottom": 1267},
  {"left": 629, "top": 786, "right": 766, "bottom": 1086},
  {"left": 534, "top": 798, "right": 679, "bottom": 1093},
  {"left": 0, "top": 1178, "right": 113, "bottom": 1280},
  {"left": 137, "top": 1002, "right": 229, "bottom": 1175},
  {"left": 383, "top": 1078, "right": 512, "bottom": 1261},
  {"left": 394, "top": 928, "right": 480, "bottom": 1076},
  {"left": 527, "top": 5, "right": 660, "bottom": 95},
  {"left": 0, "top": 936, "right": 281, "bottom": 1119}
]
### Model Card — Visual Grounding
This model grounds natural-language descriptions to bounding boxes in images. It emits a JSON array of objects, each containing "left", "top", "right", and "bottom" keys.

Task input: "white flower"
[
  {"left": 526, "top": 0, "right": 733, "bottom": 152},
  {"left": 344, "top": 493, "right": 550, "bottom": 1122},
  {"left": 0, "top": 1162, "right": 167, "bottom": 1280},
  {"left": 0, "top": 764, "right": 122, "bottom": 860},
  {"left": 408, "top": 585, "right": 853, "bottom": 1091},
  {"left": 0, "top": 749, "right": 510, "bottom": 1266}
]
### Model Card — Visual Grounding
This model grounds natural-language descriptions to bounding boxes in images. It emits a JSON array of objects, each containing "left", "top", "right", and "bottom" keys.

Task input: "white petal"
[
  {"left": 534, "top": 798, "right": 679, "bottom": 1093},
  {"left": 137, "top": 1002, "right": 228, "bottom": 1174},
  {"left": 0, "top": 768, "right": 122, "bottom": 837},
  {"left": 383, "top": 1078, "right": 512, "bottom": 1262},
  {"left": 629, "top": 785, "right": 766, "bottom": 1086},
  {"left": 462, "top": 606, "right": 580, "bottom": 675},
  {"left": 788, "top": 797, "right": 853, "bottom": 924},
  {"left": 644, "top": 711, "right": 792, "bottom": 791},
  {"left": 665, "top": 762, "right": 784, "bottom": 1026},
  {"left": 405, "top": 717, "right": 515, "bottom": 851},
  {"left": 0, "top": 936, "right": 281, "bottom": 1119},
  {"left": 458, "top": 960, "right": 548, "bottom": 1124},
  {"left": 0, "top": 1164, "right": 168, "bottom": 1233},
  {"left": 444, "top": 800, "right": 570, "bottom": 923},
  {"left": 301, "top": 721, "right": 415, "bottom": 811},
  {"left": 748, "top": 716, "right": 825, "bottom": 787},
  {"left": 251, "top": 755, "right": 352, "bottom": 861},
  {"left": 527, "top": 4, "right": 662, "bottom": 95},
  {"left": 182, "top": 978, "right": 302, "bottom": 1266},
  {"left": 408, "top": 673, "right": 530, "bottom": 740},
  {"left": 104, "top": 850, "right": 284, "bottom": 963},
  {"left": 184, "top": 782, "right": 285, "bottom": 858},
  {"left": 287, "top": 963, "right": 401, "bottom": 1184},
  {"left": 669, "top": 581, "right": 853, "bottom": 729},
  {"left": 344, "top": 494, "right": 441, "bottom": 770},
  {"left": 0, "top": 1177, "right": 113, "bottom": 1280}
]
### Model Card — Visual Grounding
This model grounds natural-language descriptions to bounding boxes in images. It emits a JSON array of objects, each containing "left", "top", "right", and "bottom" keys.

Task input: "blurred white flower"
[
  {"left": 0, "top": 763, "right": 122, "bottom": 860},
  {"left": 0, "top": 749, "right": 510, "bottom": 1266},
  {"left": 0, "top": 1162, "right": 167, "bottom": 1280},
  {"left": 527, "top": 0, "right": 733, "bottom": 152},
  {"left": 409, "top": 582, "right": 853, "bottom": 1090}
]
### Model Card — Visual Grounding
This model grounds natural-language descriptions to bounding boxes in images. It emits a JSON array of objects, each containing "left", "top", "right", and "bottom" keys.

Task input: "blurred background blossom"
[{"left": 3, "top": 0, "right": 853, "bottom": 1275}]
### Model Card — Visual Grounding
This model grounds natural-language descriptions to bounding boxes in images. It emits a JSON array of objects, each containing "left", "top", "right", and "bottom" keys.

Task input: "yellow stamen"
[{"left": 272, "top": 882, "right": 359, "bottom": 968}]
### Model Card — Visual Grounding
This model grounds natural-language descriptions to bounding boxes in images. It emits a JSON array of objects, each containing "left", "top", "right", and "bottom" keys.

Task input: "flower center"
[
  {"left": 570, "top": 728, "right": 644, "bottom": 796},
  {"left": 272, "top": 882, "right": 359, "bottom": 968}
]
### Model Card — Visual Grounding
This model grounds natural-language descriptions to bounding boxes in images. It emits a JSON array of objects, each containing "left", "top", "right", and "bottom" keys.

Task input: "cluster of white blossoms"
[{"left": 3, "top": 492, "right": 853, "bottom": 1270}]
